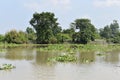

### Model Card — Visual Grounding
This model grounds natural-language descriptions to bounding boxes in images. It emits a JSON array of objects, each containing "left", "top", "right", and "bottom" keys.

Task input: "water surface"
[{"left": 0, "top": 47, "right": 120, "bottom": 80}]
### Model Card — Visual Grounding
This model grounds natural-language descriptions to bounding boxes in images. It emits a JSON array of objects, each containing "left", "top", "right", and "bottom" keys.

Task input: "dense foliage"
[
  {"left": 100, "top": 20, "right": 120, "bottom": 43},
  {"left": 26, "top": 27, "right": 36, "bottom": 43},
  {"left": 71, "top": 19, "right": 96, "bottom": 44},
  {"left": 0, "top": 34, "right": 4, "bottom": 42},
  {"left": 30, "top": 12, "right": 61, "bottom": 44},
  {"left": 1, "top": 12, "right": 120, "bottom": 44},
  {"left": 4, "top": 30, "right": 28, "bottom": 44}
]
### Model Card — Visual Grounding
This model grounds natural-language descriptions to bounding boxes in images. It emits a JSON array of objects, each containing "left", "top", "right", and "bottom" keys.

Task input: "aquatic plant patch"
[
  {"left": 48, "top": 54, "right": 77, "bottom": 62},
  {"left": 0, "top": 64, "right": 16, "bottom": 70}
]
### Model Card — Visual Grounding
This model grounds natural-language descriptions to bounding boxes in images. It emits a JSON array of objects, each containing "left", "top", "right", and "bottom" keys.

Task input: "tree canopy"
[
  {"left": 100, "top": 20, "right": 120, "bottom": 43},
  {"left": 71, "top": 19, "right": 96, "bottom": 44},
  {"left": 2, "top": 12, "right": 120, "bottom": 44},
  {"left": 30, "top": 12, "right": 61, "bottom": 44}
]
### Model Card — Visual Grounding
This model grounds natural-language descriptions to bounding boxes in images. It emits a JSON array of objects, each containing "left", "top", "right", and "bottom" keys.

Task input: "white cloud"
[
  {"left": 24, "top": 0, "right": 71, "bottom": 11},
  {"left": 24, "top": 2, "right": 41, "bottom": 11},
  {"left": 50, "top": 0, "right": 70, "bottom": 6},
  {"left": 81, "top": 15, "right": 91, "bottom": 19},
  {"left": 94, "top": 0, "right": 120, "bottom": 7}
]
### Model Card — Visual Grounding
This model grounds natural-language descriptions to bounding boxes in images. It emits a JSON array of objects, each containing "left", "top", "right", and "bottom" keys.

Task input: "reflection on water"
[
  {"left": 5, "top": 48, "right": 35, "bottom": 60},
  {"left": 0, "top": 47, "right": 120, "bottom": 80},
  {"left": 35, "top": 51, "right": 59, "bottom": 65},
  {"left": 79, "top": 52, "right": 95, "bottom": 64},
  {"left": 105, "top": 50, "right": 119, "bottom": 64}
]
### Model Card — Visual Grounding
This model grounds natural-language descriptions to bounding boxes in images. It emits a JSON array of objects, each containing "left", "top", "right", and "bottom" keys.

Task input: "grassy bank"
[
  {"left": 0, "top": 43, "right": 120, "bottom": 53},
  {"left": 0, "top": 43, "right": 40, "bottom": 48},
  {"left": 37, "top": 44, "right": 120, "bottom": 53}
]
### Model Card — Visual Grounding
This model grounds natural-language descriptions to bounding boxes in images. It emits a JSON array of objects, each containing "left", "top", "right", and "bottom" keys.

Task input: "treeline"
[
  {"left": 0, "top": 27, "right": 36, "bottom": 44},
  {"left": 0, "top": 12, "right": 120, "bottom": 44}
]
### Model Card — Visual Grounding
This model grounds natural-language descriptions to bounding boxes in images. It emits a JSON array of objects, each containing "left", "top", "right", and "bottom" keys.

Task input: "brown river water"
[{"left": 0, "top": 47, "right": 120, "bottom": 80}]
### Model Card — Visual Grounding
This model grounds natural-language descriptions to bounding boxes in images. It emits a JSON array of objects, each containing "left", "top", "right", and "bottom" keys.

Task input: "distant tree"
[
  {"left": 111, "top": 36, "right": 120, "bottom": 43},
  {"left": 62, "top": 28, "right": 75, "bottom": 42},
  {"left": 110, "top": 20, "right": 119, "bottom": 37},
  {"left": 56, "top": 33, "right": 71, "bottom": 43},
  {"left": 0, "top": 34, "right": 4, "bottom": 42},
  {"left": 94, "top": 28, "right": 101, "bottom": 39},
  {"left": 30, "top": 12, "right": 61, "bottom": 44},
  {"left": 71, "top": 18, "right": 96, "bottom": 44},
  {"left": 26, "top": 27, "right": 36, "bottom": 43},
  {"left": 18, "top": 31, "right": 28, "bottom": 43},
  {"left": 63, "top": 28, "right": 75, "bottom": 34},
  {"left": 100, "top": 25, "right": 112, "bottom": 39},
  {"left": 99, "top": 20, "right": 120, "bottom": 43},
  {"left": 62, "top": 28, "right": 75, "bottom": 36}
]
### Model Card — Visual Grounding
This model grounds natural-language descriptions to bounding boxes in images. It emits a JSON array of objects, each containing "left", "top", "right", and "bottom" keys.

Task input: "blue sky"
[{"left": 0, "top": 0, "right": 120, "bottom": 34}]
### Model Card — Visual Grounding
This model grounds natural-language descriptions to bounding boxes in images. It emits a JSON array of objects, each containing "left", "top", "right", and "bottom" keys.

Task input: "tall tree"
[
  {"left": 100, "top": 25, "right": 112, "bottom": 39},
  {"left": 71, "top": 18, "right": 96, "bottom": 44},
  {"left": 30, "top": 12, "right": 61, "bottom": 44},
  {"left": 110, "top": 20, "right": 119, "bottom": 37}
]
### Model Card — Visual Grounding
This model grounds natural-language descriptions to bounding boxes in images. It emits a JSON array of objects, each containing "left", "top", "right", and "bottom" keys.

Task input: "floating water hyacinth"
[
  {"left": 0, "top": 64, "right": 16, "bottom": 70},
  {"left": 48, "top": 54, "right": 77, "bottom": 62}
]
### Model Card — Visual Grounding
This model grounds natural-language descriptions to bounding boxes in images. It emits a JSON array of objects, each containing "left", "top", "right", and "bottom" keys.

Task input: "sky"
[{"left": 1, "top": 0, "right": 120, "bottom": 34}]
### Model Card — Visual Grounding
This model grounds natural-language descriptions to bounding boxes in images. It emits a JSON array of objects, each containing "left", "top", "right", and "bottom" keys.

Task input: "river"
[{"left": 0, "top": 47, "right": 120, "bottom": 80}]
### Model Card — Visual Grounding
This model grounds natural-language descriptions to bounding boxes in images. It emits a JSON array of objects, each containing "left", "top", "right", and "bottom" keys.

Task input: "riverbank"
[
  {"left": 0, "top": 43, "right": 120, "bottom": 53},
  {"left": 37, "top": 44, "right": 120, "bottom": 53}
]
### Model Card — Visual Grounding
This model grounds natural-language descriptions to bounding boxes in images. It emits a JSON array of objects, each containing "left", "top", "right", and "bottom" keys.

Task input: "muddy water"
[{"left": 0, "top": 47, "right": 120, "bottom": 80}]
